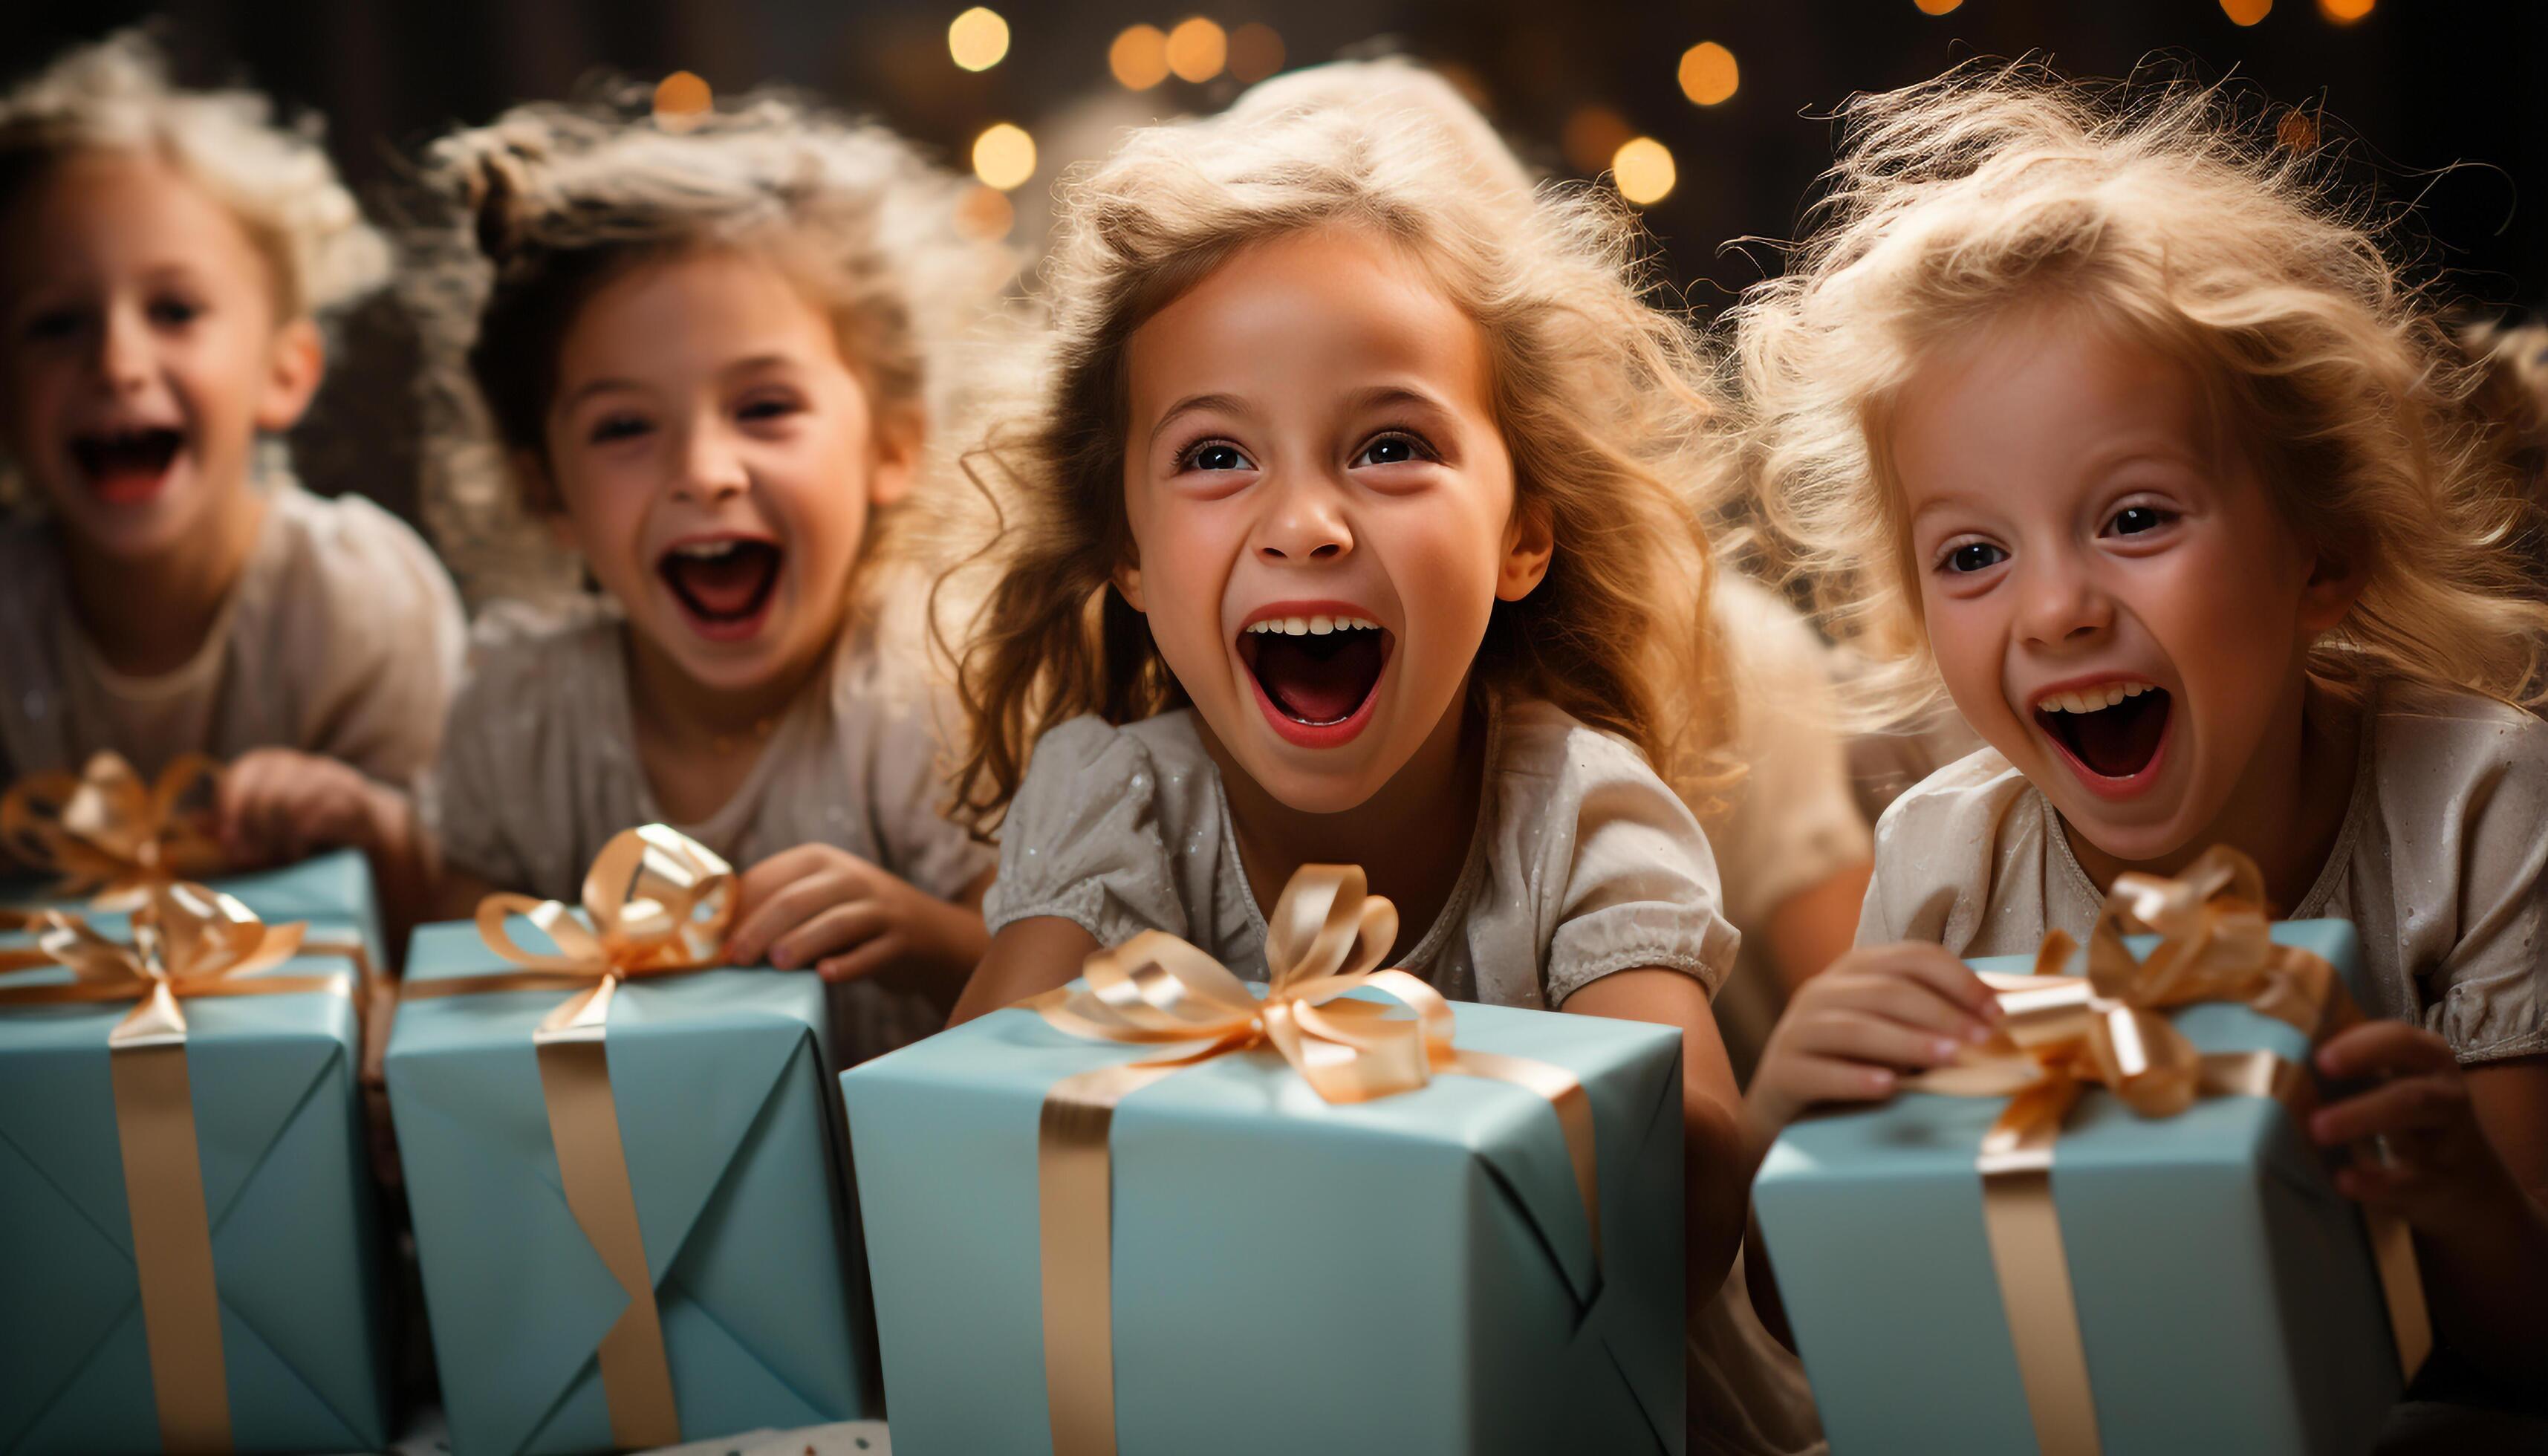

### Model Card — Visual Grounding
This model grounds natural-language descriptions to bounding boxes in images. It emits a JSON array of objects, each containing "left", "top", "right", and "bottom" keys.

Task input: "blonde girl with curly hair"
[
  {"left": 0, "top": 30, "right": 461, "bottom": 870},
  {"left": 1734, "top": 62, "right": 2548, "bottom": 1397},
  {"left": 940, "top": 93, "right": 1820, "bottom": 1450},
  {"left": 366, "top": 83, "right": 1013, "bottom": 1059}
]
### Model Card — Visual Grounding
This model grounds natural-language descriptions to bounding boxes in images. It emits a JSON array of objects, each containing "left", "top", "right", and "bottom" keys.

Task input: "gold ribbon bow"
[
  {"left": 0, "top": 883, "right": 352, "bottom": 1455},
  {"left": 1, "top": 751, "right": 227, "bottom": 906},
  {"left": 400, "top": 824, "right": 736, "bottom": 1450},
  {"left": 1028, "top": 865, "right": 1600, "bottom": 1456},
  {"left": 1907, "top": 847, "right": 2431, "bottom": 1456}
]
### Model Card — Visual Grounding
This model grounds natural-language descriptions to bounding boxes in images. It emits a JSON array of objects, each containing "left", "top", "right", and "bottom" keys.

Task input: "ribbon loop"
[{"left": 2, "top": 752, "right": 226, "bottom": 904}]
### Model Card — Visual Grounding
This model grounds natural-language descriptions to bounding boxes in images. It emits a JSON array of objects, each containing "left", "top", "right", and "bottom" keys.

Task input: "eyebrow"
[
  {"left": 557, "top": 377, "right": 645, "bottom": 414},
  {"left": 1343, "top": 383, "right": 1454, "bottom": 418},
  {"left": 1145, "top": 392, "right": 1249, "bottom": 447}
]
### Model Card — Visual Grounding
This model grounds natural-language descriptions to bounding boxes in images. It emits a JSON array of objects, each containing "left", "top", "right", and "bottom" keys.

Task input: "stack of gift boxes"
[{"left": 1, "top": 754, "right": 2425, "bottom": 1455}]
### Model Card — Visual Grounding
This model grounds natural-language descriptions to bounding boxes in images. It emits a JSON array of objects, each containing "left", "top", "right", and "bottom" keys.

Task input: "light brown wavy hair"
[
  {"left": 1733, "top": 59, "right": 2548, "bottom": 721},
  {"left": 943, "top": 97, "right": 1730, "bottom": 830},
  {"left": 408, "top": 80, "right": 1015, "bottom": 608}
]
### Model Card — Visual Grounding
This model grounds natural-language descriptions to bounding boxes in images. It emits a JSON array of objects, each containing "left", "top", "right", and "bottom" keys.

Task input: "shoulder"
[
  {"left": 1862, "top": 744, "right": 2048, "bottom": 947},
  {"left": 1871, "top": 744, "right": 2032, "bottom": 848},
  {"left": 2369, "top": 686, "right": 2548, "bottom": 779},
  {"left": 265, "top": 486, "right": 461, "bottom": 615},
  {"left": 446, "top": 599, "right": 617, "bottom": 722},
  {"left": 1493, "top": 696, "right": 1672, "bottom": 796},
  {"left": 2365, "top": 685, "right": 2548, "bottom": 874},
  {"left": 1013, "top": 710, "right": 1204, "bottom": 804}
]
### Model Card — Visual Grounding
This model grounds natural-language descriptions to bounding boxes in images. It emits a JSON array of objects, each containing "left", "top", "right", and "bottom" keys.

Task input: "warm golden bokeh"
[
  {"left": 1915, "top": 0, "right": 1964, "bottom": 13},
  {"left": 954, "top": 183, "right": 1016, "bottom": 241},
  {"left": 1562, "top": 105, "right": 1635, "bottom": 176},
  {"left": 1227, "top": 22, "right": 1285, "bottom": 84},
  {"left": 947, "top": 7, "right": 1010, "bottom": 71},
  {"left": 2276, "top": 110, "right": 2321, "bottom": 152},
  {"left": 1108, "top": 25, "right": 1170, "bottom": 91},
  {"left": 1165, "top": 18, "right": 1229, "bottom": 83},
  {"left": 1611, "top": 136, "right": 1677, "bottom": 206},
  {"left": 2318, "top": 0, "right": 2373, "bottom": 19},
  {"left": 972, "top": 122, "right": 1037, "bottom": 191},
  {"left": 651, "top": 71, "right": 712, "bottom": 129},
  {"left": 1677, "top": 42, "right": 1739, "bottom": 107},
  {"left": 2220, "top": 0, "right": 2272, "bottom": 25}
]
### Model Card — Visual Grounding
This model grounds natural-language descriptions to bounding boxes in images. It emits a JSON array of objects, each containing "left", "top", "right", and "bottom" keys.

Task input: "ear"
[
  {"left": 1495, "top": 499, "right": 1555, "bottom": 602},
  {"left": 252, "top": 318, "right": 326, "bottom": 432},
  {"left": 1112, "top": 545, "right": 1145, "bottom": 615},
  {"left": 867, "top": 404, "right": 926, "bottom": 508},
  {"left": 2296, "top": 546, "right": 2369, "bottom": 637}
]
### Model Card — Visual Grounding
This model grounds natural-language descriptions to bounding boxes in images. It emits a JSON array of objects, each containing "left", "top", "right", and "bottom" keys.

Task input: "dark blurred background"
[{"left": 9, "top": 0, "right": 2544, "bottom": 525}]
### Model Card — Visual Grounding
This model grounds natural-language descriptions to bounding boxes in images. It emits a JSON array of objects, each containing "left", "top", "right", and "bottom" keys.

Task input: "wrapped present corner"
[
  {"left": 842, "top": 864, "right": 1688, "bottom": 1456},
  {"left": 384, "top": 825, "right": 878, "bottom": 1456},
  {"left": 1754, "top": 848, "right": 2431, "bottom": 1456},
  {"left": 0, "top": 882, "right": 392, "bottom": 1453}
]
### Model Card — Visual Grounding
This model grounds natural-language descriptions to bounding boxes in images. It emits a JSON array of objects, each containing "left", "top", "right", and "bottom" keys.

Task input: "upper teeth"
[
  {"left": 670, "top": 540, "right": 744, "bottom": 560},
  {"left": 1245, "top": 615, "right": 1382, "bottom": 637},
  {"left": 2038, "top": 683, "right": 2152, "bottom": 714}
]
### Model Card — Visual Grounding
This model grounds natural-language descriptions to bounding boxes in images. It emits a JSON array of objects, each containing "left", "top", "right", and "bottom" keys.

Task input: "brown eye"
[
  {"left": 2110, "top": 505, "right": 2167, "bottom": 536},
  {"left": 1947, "top": 542, "right": 2006, "bottom": 574}
]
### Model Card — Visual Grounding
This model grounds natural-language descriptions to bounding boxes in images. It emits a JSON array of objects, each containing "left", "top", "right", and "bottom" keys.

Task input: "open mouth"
[
  {"left": 2035, "top": 683, "right": 2171, "bottom": 781},
  {"left": 71, "top": 427, "right": 183, "bottom": 504},
  {"left": 657, "top": 537, "right": 783, "bottom": 633},
  {"left": 1237, "top": 613, "right": 1390, "bottom": 729}
]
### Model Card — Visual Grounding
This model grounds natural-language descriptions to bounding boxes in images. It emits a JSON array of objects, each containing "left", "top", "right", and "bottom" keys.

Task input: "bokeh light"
[
  {"left": 1677, "top": 42, "right": 1739, "bottom": 107},
  {"left": 1563, "top": 105, "right": 1636, "bottom": 176},
  {"left": 972, "top": 123, "right": 1037, "bottom": 191},
  {"left": 1611, "top": 137, "right": 1677, "bottom": 206},
  {"left": 651, "top": 71, "right": 711, "bottom": 129},
  {"left": 1165, "top": 18, "right": 1229, "bottom": 83},
  {"left": 1915, "top": 0, "right": 1964, "bottom": 13},
  {"left": 2220, "top": 0, "right": 2272, "bottom": 25},
  {"left": 955, "top": 183, "right": 1016, "bottom": 241},
  {"left": 2318, "top": 0, "right": 2373, "bottom": 19},
  {"left": 2277, "top": 111, "right": 2321, "bottom": 152},
  {"left": 1109, "top": 25, "right": 1170, "bottom": 90},
  {"left": 1228, "top": 23, "right": 1285, "bottom": 84},
  {"left": 947, "top": 8, "right": 1010, "bottom": 71}
]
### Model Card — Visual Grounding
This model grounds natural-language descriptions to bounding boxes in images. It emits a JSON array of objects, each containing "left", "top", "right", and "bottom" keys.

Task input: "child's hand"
[
  {"left": 1742, "top": 940, "right": 2003, "bottom": 1158},
  {"left": 724, "top": 843, "right": 988, "bottom": 985},
  {"left": 2311, "top": 1021, "right": 2527, "bottom": 1237},
  {"left": 216, "top": 749, "right": 400, "bottom": 869}
]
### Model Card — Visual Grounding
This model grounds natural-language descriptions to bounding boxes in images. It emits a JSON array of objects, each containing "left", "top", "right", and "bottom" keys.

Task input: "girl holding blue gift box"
[
  {"left": 0, "top": 32, "right": 464, "bottom": 874},
  {"left": 940, "top": 90, "right": 1819, "bottom": 1452},
  {"left": 345, "top": 82, "right": 1010, "bottom": 1062},
  {"left": 1732, "top": 62, "right": 2548, "bottom": 1403}
]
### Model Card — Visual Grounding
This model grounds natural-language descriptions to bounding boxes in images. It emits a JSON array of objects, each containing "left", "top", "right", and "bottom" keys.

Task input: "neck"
[
  {"left": 2064, "top": 673, "right": 2359, "bottom": 912},
  {"left": 622, "top": 627, "right": 829, "bottom": 757},
  {"left": 61, "top": 485, "right": 269, "bottom": 678},
  {"left": 1201, "top": 682, "right": 1487, "bottom": 961}
]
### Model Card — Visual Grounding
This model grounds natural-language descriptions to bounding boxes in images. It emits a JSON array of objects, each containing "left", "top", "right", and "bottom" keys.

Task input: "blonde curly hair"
[
  {"left": 943, "top": 97, "right": 1731, "bottom": 828},
  {"left": 408, "top": 80, "right": 1017, "bottom": 607},
  {"left": 1734, "top": 60, "right": 2548, "bottom": 719},
  {"left": 0, "top": 30, "right": 387, "bottom": 322}
]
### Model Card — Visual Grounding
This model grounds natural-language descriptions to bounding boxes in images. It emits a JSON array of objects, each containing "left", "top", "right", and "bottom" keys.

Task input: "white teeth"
[
  {"left": 1310, "top": 616, "right": 1333, "bottom": 634},
  {"left": 1246, "top": 615, "right": 1382, "bottom": 635},
  {"left": 671, "top": 540, "right": 741, "bottom": 560},
  {"left": 1283, "top": 617, "right": 1308, "bottom": 635},
  {"left": 2038, "top": 683, "right": 2155, "bottom": 713}
]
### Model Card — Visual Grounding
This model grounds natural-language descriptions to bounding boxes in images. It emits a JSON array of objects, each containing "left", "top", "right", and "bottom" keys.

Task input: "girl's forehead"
[{"left": 4, "top": 146, "right": 273, "bottom": 290}]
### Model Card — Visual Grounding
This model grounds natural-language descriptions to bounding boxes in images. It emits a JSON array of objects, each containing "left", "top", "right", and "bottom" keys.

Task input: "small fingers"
[
  {"left": 771, "top": 902, "right": 885, "bottom": 972},
  {"left": 817, "top": 935, "right": 904, "bottom": 984},
  {"left": 2315, "top": 1020, "right": 2454, "bottom": 1080},
  {"left": 1822, "top": 971, "right": 1998, "bottom": 1044},
  {"left": 726, "top": 874, "right": 854, "bottom": 966},
  {"left": 2310, "top": 1075, "right": 2463, "bottom": 1148},
  {"left": 1784, "top": 1007, "right": 1967, "bottom": 1071}
]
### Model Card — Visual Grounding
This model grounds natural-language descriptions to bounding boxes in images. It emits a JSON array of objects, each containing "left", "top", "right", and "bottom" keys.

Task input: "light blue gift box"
[
  {"left": 387, "top": 920, "right": 879, "bottom": 1456},
  {"left": 4, "top": 848, "right": 383, "bottom": 952},
  {"left": 0, "top": 851, "right": 392, "bottom": 1452},
  {"left": 842, "top": 992, "right": 1687, "bottom": 1455},
  {"left": 1754, "top": 921, "right": 2410, "bottom": 1456}
]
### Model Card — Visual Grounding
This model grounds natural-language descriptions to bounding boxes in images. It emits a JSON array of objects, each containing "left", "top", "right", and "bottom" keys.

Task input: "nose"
[
  {"left": 1250, "top": 468, "right": 1353, "bottom": 565},
  {"left": 2010, "top": 547, "right": 2113, "bottom": 649},
  {"left": 670, "top": 417, "right": 748, "bottom": 504},
  {"left": 92, "top": 302, "right": 152, "bottom": 394}
]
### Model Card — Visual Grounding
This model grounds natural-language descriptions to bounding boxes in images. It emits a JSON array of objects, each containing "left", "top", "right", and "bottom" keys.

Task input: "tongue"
[
  {"left": 665, "top": 547, "right": 778, "bottom": 619},
  {"left": 1253, "top": 632, "right": 1382, "bottom": 724},
  {"left": 2066, "top": 692, "right": 2168, "bottom": 779}
]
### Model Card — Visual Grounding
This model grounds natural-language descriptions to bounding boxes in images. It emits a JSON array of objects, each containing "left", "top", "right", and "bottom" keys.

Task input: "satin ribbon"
[
  {"left": 1027, "top": 864, "right": 1602, "bottom": 1456},
  {"left": 1, "top": 752, "right": 227, "bottom": 906},
  {"left": 1906, "top": 846, "right": 2431, "bottom": 1456},
  {"left": 399, "top": 824, "right": 735, "bottom": 1449},
  {"left": 0, "top": 883, "right": 354, "bottom": 1455}
]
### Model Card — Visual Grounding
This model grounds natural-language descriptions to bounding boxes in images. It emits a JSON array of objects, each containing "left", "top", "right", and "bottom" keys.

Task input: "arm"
[
  {"left": 1763, "top": 859, "right": 1875, "bottom": 1000},
  {"left": 1561, "top": 969, "right": 1749, "bottom": 1311},
  {"left": 949, "top": 914, "right": 1102, "bottom": 1027},
  {"left": 216, "top": 749, "right": 438, "bottom": 953},
  {"left": 721, "top": 850, "right": 994, "bottom": 1017}
]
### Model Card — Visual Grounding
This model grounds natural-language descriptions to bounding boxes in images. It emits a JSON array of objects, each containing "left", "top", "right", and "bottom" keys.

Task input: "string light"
[
  {"left": 2318, "top": 0, "right": 2373, "bottom": 19},
  {"left": 955, "top": 183, "right": 1015, "bottom": 241},
  {"left": 1677, "top": 43, "right": 1738, "bottom": 107},
  {"left": 2220, "top": 0, "right": 2272, "bottom": 25},
  {"left": 947, "top": 8, "right": 1009, "bottom": 71},
  {"left": 1109, "top": 25, "right": 1170, "bottom": 90},
  {"left": 1165, "top": 18, "right": 1228, "bottom": 83},
  {"left": 1915, "top": 0, "right": 1964, "bottom": 13},
  {"left": 1228, "top": 22, "right": 1284, "bottom": 84},
  {"left": 652, "top": 71, "right": 712, "bottom": 131},
  {"left": 972, "top": 123, "right": 1037, "bottom": 192},
  {"left": 1611, "top": 137, "right": 1676, "bottom": 207},
  {"left": 1562, "top": 105, "right": 1634, "bottom": 176}
]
